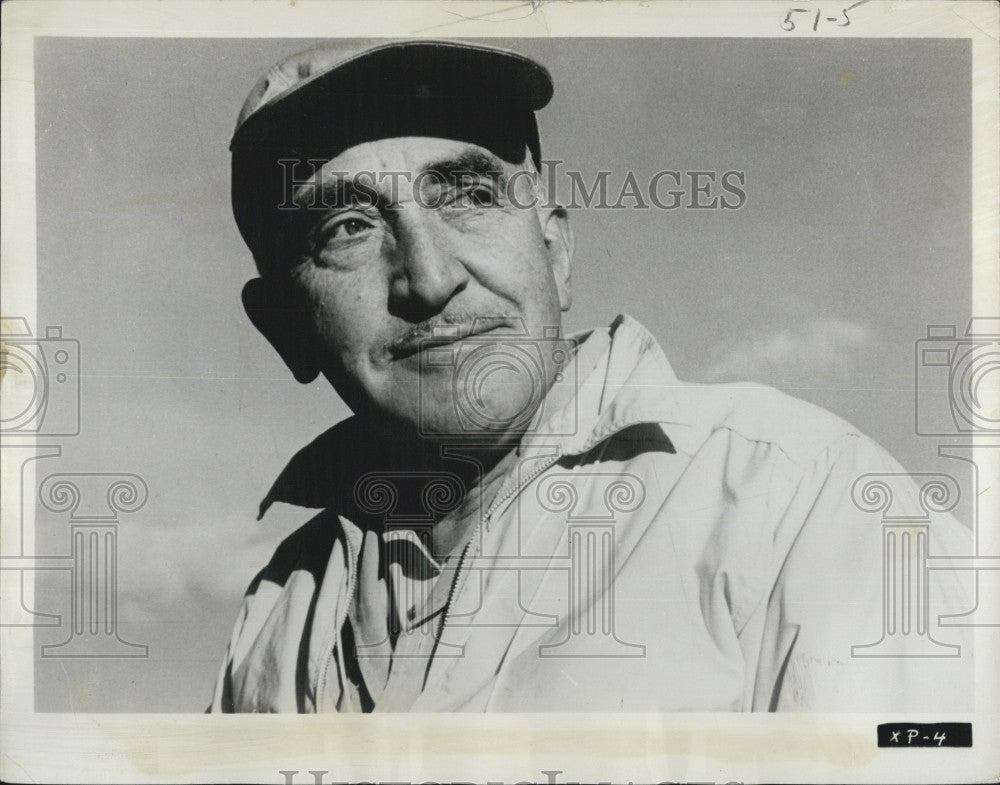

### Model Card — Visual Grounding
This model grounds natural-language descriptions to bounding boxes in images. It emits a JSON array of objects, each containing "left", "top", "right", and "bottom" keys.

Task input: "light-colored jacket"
[{"left": 211, "top": 315, "right": 972, "bottom": 712}]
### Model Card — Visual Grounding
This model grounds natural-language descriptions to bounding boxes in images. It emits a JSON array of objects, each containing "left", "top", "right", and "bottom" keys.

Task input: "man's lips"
[{"left": 385, "top": 317, "right": 514, "bottom": 361}]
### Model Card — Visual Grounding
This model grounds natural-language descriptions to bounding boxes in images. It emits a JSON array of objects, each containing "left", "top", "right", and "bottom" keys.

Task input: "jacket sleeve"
[
  {"left": 207, "top": 574, "right": 259, "bottom": 713},
  {"left": 748, "top": 433, "right": 975, "bottom": 711}
]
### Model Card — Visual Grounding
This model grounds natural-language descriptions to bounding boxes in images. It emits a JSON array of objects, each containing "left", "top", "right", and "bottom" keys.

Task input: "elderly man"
[{"left": 211, "top": 40, "right": 972, "bottom": 713}]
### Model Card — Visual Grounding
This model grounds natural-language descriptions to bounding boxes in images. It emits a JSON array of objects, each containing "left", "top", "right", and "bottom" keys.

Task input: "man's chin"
[
  {"left": 353, "top": 375, "right": 543, "bottom": 442},
  {"left": 414, "top": 402, "right": 538, "bottom": 443}
]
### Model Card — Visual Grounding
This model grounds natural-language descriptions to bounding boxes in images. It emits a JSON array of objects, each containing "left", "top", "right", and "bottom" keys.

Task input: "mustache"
[{"left": 382, "top": 311, "right": 521, "bottom": 359}]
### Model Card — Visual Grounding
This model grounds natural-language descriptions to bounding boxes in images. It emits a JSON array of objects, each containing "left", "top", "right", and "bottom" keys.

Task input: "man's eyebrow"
[
  {"left": 302, "top": 177, "right": 382, "bottom": 211},
  {"left": 295, "top": 150, "right": 513, "bottom": 210},
  {"left": 420, "top": 150, "right": 510, "bottom": 187}
]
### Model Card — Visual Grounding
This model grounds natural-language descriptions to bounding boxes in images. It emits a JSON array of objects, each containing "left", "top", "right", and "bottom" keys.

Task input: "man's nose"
[{"left": 389, "top": 209, "right": 469, "bottom": 316}]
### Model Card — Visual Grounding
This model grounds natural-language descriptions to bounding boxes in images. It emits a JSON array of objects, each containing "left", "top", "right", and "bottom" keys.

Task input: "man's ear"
[
  {"left": 242, "top": 277, "right": 320, "bottom": 384},
  {"left": 541, "top": 205, "right": 574, "bottom": 312}
]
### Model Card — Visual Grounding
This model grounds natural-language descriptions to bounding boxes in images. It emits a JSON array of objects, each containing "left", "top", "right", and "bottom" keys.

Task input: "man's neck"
[
  {"left": 356, "top": 420, "right": 523, "bottom": 562},
  {"left": 355, "top": 335, "right": 595, "bottom": 560},
  {"left": 428, "top": 442, "right": 520, "bottom": 560}
]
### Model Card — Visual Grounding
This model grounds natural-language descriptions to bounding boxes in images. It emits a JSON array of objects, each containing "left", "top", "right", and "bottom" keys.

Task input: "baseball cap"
[{"left": 230, "top": 39, "right": 554, "bottom": 272}]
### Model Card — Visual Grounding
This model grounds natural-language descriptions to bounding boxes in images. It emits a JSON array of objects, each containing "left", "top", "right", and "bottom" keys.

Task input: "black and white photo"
[{"left": 1, "top": 1, "right": 998, "bottom": 782}]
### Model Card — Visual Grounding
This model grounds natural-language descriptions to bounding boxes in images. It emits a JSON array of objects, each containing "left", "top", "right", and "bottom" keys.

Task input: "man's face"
[{"left": 266, "top": 136, "right": 573, "bottom": 438}]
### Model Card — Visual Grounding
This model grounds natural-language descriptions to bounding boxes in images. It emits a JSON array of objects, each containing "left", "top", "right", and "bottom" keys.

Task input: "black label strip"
[{"left": 878, "top": 722, "right": 972, "bottom": 748}]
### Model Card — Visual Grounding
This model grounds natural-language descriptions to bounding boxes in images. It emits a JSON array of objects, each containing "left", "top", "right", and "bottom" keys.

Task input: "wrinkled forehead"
[
  {"left": 322, "top": 136, "right": 522, "bottom": 172},
  {"left": 293, "top": 137, "right": 532, "bottom": 208}
]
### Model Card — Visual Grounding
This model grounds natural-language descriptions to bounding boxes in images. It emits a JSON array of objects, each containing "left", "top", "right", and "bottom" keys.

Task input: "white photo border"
[{"left": 1, "top": 1, "right": 998, "bottom": 783}]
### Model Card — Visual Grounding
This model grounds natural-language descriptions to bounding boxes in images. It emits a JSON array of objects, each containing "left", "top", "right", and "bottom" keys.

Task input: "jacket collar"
[
  {"left": 530, "top": 313, "right": 704, "bottom": 458},
  {"left": 259, "top": 314, "right": 705, "bottom": 517}
]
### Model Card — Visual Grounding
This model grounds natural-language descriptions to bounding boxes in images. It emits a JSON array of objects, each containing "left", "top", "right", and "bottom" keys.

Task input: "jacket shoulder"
[{"left": 689, "top": 381, "right": 864, "bottom": 467}]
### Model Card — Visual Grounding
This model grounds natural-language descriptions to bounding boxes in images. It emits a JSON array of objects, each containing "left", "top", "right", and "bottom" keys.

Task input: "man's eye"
[
  {"left": 451, "top": 186, "right": 498, "bottom": 208},
  {"left": 314, "top": 214, "right": 376, "bottom": 246},
  {"left": 328, "top": 217, "right": 373, "bottom": 239}
]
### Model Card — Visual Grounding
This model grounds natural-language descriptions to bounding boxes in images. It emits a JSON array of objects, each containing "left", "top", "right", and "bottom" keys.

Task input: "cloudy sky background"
[{"left": 30, "top": 37, "right": 971, "bottom": 711}]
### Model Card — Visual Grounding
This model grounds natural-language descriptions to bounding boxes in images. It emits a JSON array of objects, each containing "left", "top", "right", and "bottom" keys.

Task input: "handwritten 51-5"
[{"left": 781, "top": 0, "right": 870, "bottom": 32}]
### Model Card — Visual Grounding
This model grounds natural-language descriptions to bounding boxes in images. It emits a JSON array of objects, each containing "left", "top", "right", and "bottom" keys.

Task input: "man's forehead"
[
  {"left": 291, "top": 137, "right": 528, "bottom": 206},
  {"left": 320, "top": 137, "right": 520, "bottom": 175}
]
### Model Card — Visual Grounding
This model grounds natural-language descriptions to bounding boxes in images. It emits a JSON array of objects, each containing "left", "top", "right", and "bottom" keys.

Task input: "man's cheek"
[{"left": 474, "top": 246, "right": 541, "bottom": 297}]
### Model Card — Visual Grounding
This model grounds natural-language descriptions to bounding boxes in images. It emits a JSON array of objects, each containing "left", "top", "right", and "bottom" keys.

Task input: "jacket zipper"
[
  {"left": 316, "top": 450, "right": 565, "bottom": 705},
  {"left": 432, "top": 521, "right": 478, "bottom": 656},
  {"left": 316, "top": 529, "right": 358, "bottom": 712},
  {"left": 431, "top": 451, "right": 562, "bottom": 673},
  {"left": 485, "top": 451, "right": 562, "bottom": 521}
]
